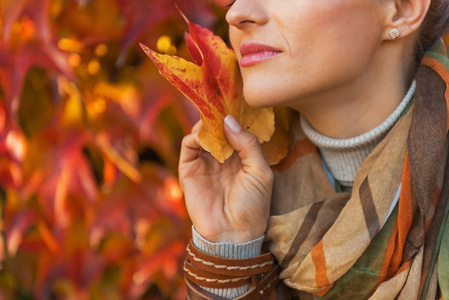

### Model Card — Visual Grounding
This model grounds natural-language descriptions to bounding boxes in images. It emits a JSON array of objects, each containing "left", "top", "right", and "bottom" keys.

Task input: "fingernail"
[{"left": 224, "top": 115, "right": 241, "bottom": 133}]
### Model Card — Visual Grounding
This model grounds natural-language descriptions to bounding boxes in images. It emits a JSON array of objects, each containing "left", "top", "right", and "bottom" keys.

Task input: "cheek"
[
  {"left": 280, "top": 1, "right": 381, "bottom": 54},
  {"left": 282, "top": 2, "right": 382, "bottom": 77}
]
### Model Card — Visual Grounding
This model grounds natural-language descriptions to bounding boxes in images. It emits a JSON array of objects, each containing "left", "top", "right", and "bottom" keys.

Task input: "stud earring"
[{"left": 389, "top": 28, "right": 400, "bottom": 40}]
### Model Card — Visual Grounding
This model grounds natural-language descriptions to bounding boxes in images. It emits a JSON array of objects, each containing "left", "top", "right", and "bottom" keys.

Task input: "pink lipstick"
[{"left": 239, "top": 42, "right": 281, "bottom": 67}]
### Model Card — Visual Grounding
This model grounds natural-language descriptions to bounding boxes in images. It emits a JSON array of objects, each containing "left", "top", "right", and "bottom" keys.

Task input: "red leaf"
[
  {"left": 6, "top": 209, "right": 37, "bottom": 256},
  {"left": 117, "top": 0, "right": 216, "bottom": 64},
  {"left": 0, "top": 0, "right": 74, "bottom": 113},
  {"left": 141, "top": 16, "right": 276, "bottom": 163},
  {"left": 0, "top": 102, "right": 27, "bottom": 189}
]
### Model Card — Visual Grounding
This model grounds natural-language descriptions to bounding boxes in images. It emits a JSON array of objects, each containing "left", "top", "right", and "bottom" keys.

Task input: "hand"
[{"left": 178, "top": 115, "right": 273, "bottom": 243}]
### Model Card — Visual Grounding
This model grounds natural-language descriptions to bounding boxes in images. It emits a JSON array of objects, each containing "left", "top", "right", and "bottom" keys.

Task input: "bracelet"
[{"left": 184, "top": 240, "right": 281, "bottom": 299}]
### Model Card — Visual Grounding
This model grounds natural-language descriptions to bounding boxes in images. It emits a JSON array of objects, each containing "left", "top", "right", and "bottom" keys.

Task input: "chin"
[
  {"left": 243, "top": 92, "right": 271, "bottom": 108},
  {"left": 243, "top": 84, "right": 295, "bottom": 109},
  {"left": 242, "top": 84, "right": 280, "bottom": 108}
]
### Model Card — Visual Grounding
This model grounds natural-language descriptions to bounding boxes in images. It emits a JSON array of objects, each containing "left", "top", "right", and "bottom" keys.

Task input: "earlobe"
[{"left": 383, "top": 0, "right": 431, "bottom": 40}]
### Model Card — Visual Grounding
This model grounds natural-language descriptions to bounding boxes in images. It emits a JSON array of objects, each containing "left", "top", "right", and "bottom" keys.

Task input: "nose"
[{"left": 225, "top": 0, "right": 269, "bottom": 29}]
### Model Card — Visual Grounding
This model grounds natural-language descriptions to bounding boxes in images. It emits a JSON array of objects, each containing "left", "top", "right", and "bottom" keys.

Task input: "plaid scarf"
[{"left": 265, "top": 40, "right": 449, "bottom": 299}]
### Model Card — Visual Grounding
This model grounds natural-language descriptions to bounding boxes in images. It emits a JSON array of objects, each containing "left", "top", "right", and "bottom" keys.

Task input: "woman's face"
[{"left": 226, "top": 0, "right": 386, "bottom": 109}]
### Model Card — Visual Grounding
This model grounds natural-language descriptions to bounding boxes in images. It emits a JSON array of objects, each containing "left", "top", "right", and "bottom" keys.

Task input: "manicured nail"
[{"left": 224, "top": 115, "right": 241, "bottom": 133}]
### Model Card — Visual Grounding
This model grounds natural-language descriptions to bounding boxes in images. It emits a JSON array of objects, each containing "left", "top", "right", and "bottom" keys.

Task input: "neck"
[
  {"left": 301, "top": 80, "right": 415, "bottom": 188},
  {"left": 291, "top": 40, "right": 416, "bottom": 139}
]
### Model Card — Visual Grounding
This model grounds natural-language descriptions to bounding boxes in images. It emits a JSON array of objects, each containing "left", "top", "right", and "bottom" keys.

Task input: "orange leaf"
[
  {"left": 140, "top": 15, "right": 277, "bottom": 163},
  {"left": 261, "top": 108, "right": 292, "bottom": 166},
  {"left": 96, "top": 133, "right": 142, "bottom": 183}
]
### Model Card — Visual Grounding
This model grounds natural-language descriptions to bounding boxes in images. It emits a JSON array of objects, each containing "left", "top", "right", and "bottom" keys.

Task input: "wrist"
[
  {"left": 206, "top": 231, "right": 265, "bottom": 244},
  {"left": 192, "top": 226, "right": 264, "bottom": 259},
  {"left": 195, "top": 225, "right": 267, "bottom": 244}
]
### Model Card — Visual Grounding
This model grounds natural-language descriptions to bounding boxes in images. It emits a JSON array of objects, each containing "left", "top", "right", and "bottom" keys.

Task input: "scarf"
[{"left": 265, "top": 40, "right": 449, "bottom": 300}]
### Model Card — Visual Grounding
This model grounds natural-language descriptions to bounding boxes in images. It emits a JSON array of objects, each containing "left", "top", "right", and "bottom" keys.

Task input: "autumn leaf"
[
  {"left": 0, "top": 101, "right": 27, "bottom": 189},
  {"left": 0, "top": 0, "right": 74, "bottom": 113},
  {"left": 261, "top": 107, "right": 292, "bottom": 166},
  {"left": 0, "top": 1, "right": 220, "bottom": 298},
  {"left": 140, "top": 15, "right": 278, "bottom": 163}
]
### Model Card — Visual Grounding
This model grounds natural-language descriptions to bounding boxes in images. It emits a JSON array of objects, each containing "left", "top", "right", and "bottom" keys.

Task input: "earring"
[{"left": 389, "top": 28, "right": 400, "bottom": 40}]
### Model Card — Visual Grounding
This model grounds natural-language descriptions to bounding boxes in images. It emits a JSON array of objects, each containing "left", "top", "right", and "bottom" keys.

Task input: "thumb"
[{"left": 224, "top": 115, "right": 269, "bottom": 168}]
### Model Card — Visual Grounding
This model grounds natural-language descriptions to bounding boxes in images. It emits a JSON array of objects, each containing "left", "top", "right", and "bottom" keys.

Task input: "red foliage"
[{"left": 0, "top": 0, "right": 228, "bottom": 299}]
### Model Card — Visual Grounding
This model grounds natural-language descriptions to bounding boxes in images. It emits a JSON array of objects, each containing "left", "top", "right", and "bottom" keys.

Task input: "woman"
[{"left": 179, "top": 0, "right": 449, "bottom": 298}]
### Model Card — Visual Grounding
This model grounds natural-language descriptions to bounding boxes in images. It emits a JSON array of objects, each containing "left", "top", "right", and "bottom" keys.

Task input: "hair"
[{"left": 417, "top": 0, "right": 449, "bottom": 58}]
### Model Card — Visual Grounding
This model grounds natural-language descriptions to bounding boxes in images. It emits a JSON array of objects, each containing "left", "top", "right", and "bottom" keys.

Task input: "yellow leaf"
[{"left": 140, "top": 16, "right": 284, "bottom": 163}]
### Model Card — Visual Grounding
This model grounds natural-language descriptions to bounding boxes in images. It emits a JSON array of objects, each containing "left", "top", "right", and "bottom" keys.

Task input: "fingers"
[
  {"left": 223, "top": 115, "right": 270, "bottom": 170},
  {"left": 191, "top": 119, "right": 203, "bottom": 134},
  {"left": 184, "top": 115, "right": 270, "bottom": 173},
  {"left": 179, "top": 131, "right": 202, "bottom": 166}
]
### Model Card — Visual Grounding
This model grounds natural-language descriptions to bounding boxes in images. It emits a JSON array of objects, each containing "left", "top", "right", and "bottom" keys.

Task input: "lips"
[{"left": 239, "top": 42, "right": 281, "bottom": 67}]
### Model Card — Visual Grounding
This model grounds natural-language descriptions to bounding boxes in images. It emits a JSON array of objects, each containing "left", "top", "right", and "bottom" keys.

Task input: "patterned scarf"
[{"left": 265, "top": 40, "right": 449, "bottom": 299}]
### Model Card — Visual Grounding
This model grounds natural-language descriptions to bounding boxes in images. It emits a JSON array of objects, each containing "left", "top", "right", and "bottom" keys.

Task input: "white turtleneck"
[{"left": 301, "top": 80, "right": 416, "bottom": 188}]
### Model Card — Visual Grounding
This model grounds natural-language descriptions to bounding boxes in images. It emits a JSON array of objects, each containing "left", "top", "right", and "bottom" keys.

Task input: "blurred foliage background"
[{"left": 0, "top": 0, "right": 228, "bottom": 299}]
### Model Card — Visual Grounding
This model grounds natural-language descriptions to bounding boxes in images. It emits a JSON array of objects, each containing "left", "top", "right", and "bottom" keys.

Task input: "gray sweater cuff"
[{"left": 191, "top": 226, "right": 264, "bottom": 259}]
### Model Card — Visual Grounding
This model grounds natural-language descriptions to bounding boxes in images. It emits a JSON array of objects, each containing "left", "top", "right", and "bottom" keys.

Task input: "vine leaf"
[{"left": 140, "top": 15, "right": 291, "bottom": 164}]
